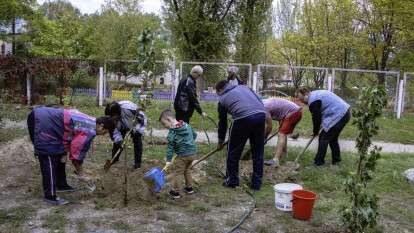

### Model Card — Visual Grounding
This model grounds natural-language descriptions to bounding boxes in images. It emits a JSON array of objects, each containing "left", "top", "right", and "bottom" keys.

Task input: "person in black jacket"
[{"left": 174, "top": 65, "right": 207, "bottom": 123}]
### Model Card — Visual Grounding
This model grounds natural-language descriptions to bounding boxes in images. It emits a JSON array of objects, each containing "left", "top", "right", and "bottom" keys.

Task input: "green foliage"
[
  {"left": 163, "top": 0, "right": 235, "bottom": 60},
  {"left": 234, "top": 0, "right": 272, "bottom": 64},
  {"left": 340, "top": 86, "right": 387, "bottom": 233},
  {"left": 129, "top": 28, "right": 157, "bottom": 90}
]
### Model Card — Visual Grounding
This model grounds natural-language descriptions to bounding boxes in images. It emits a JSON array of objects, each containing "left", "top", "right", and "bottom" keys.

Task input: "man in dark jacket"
[
  {"left": 227, "top": 66, "right": 245, "bottom": 86},
  {"left": 216, "top": 80, "right": 266, "bottom": 190},
  {"left": 174, "top": 65, "right": 206, "bottom": 123}
]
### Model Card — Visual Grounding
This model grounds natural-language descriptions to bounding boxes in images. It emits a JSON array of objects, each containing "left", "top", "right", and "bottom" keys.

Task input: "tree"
[
  {"left": 234, "top": 0, "right": 272, "bottom": 64},
  {"left": 130, "top": 28, "right": 157, "bottom": 90},
  {"left": 340, "top": 86, "right": 387, "bottom": 233},
  {"left": 0, "top": 0, "right": 35, "bottom": 55},
  {"left": 163, "top": 0, "right": 236, "bottom": 60}
]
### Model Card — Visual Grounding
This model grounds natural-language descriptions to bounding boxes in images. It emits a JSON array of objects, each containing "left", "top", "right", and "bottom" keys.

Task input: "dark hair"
[
  {"left": 96, "top": 116, "right": 116, "bottom": 132},
  {"left": 159, "top": 109, "right": 173, "bottom": 121},
  {"left": 295, "top": 87, "right": 310, "bottom": 96},
  {"left": 215, "top": 80, "right": 228, "bottom": 92},
  {"left": 105, "top": 101, "right": 121, "bottom": 117}
]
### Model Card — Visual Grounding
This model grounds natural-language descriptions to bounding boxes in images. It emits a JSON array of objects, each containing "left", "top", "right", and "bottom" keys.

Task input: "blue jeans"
[{"left": 225, "top": 113, "right": 265, "bottom": 189}]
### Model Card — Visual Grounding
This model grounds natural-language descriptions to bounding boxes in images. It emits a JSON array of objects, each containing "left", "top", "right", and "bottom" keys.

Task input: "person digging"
[
  {"left": 159, "top": 109, "right": 197, "bottom": 199},
  {"left": 295, "top": 88, "right": 351, "bottom": 166},
  {"left": 215, "top": 80, "right": 266, "bottom": 190},
  {"left": 104, "top": 100, "right": 147, "bottom": 169},
  {"left": 27, "top": 106, "right": 115, "bottom": 205},
  {"left": 263, "top": 98, "right": 303, "bottom": 167}
]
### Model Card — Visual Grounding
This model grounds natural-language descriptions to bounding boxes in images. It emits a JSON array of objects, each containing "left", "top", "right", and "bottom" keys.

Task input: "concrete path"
[
  {"left": 3, "top": 119, "right": 414, "bottom": 154},
  {"left": 149, "top": 129, "right": 414, "bottom": 154}
]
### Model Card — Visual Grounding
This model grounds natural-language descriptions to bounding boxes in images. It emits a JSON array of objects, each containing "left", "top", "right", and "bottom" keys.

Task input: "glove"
[{"left": 202, "top": 112, "right": 207, "bottom": 117}]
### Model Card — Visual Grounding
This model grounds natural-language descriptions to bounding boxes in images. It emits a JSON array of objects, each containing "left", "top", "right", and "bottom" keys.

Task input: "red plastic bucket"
[{"left": 291, "top": 190, "right": 317, "bottom": 220}]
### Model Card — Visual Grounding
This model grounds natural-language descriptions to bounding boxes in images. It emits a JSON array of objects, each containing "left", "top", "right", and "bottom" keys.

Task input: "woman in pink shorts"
[{"left": 263, "top": 98, "right": 302, "bottom": 167}]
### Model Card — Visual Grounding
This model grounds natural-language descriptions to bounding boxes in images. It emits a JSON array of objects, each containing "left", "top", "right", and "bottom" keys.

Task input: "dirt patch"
[{"left": 239, "top": 160, "right": 300, "bottom": 184}]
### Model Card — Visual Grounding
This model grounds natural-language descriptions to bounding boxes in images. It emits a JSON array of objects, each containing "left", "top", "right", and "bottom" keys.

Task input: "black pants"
[
  {"left": 315, "top": 111, "right": 351, "bottom": 165},
  {"left": 38, "top": 154, "right": 69, "bottom": 199},
  {"left": 112, "top": 131, "right": 143, "bottom": 166},
  {"left": 175, "top": 110, "right": 193, "bottom": 123},
  {"left": 226, "top": 113, "right": 265, "bottom": 189}
]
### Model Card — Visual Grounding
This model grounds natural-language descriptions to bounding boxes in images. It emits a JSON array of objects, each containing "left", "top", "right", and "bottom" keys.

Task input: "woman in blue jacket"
[{"left": 296, "top": 88, "right": 351, "bottom": 166}]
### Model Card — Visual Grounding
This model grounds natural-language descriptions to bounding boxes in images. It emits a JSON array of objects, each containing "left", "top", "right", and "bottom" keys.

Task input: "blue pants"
[
  {"left": 38, "top": 154, "right": 68, "bottom": 199},
  {"left": 226, "top": 113, "right": 265, "bottom": 189}
]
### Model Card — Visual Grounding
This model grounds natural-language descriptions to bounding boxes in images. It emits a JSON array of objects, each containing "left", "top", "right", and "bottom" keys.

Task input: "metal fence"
[
  {"left": 332, "top": 68, "right": 400, "bottom": 115},
  {"left": 1, "top": 55, "right": 412, "bottom": 119},
  {"left": 179, "top": 61, "right": 253, "bottom": 92},
  {"left": 402, "top": 72, "right": 414, "bottom": 116},
  {"left": 256, "top": 64, "right": 330, "bottom": 97}
]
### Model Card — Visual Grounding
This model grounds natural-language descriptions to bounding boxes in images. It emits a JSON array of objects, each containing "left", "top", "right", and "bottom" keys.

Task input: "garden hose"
[
  {"left": 203, "top": 116, "right": 257, "bottom": 233},
  {"left": 226, "top": 187, "right": 256, "bottom": 233},
  {"left": 201, "top": 116, "right": 211, "bottom": 145}
]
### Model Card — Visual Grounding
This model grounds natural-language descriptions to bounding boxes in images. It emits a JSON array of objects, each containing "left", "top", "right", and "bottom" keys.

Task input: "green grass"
[
  {"left": 1, "top": 99, "right": 414, "bottom": 144},
  {"left": 0, "top": 206, "right": 36, "bottom": 233},
  {"left": 251, "top": 146, "right": 414, "bottom": 232},
  {"left": 41, "top": 209, "right": 68, "bottom": 232}
]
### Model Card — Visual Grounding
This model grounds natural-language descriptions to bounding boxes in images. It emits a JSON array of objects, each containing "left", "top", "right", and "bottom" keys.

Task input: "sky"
[{"left": 36, "top": 0, "right": 163, "bottom": 15}]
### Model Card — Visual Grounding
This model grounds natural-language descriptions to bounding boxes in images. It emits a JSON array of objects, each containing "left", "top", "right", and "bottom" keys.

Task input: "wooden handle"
[{"left": 190, "top": 141, "right": 228, "bottom": 169}]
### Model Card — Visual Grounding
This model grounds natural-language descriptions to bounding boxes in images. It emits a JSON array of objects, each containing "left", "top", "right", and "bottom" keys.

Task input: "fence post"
[
  {"left": 252, "top": 72, "right": 258, "bottom": 92},
  {"left": 327, "top": 73, "right": 333, "bottom": 92},
  {"left": 26, "top": 73, "right": 31, "bottom": 106},
  {"left": 397, "top": 77, "right": 404, "bottom": 119},
  {"left": 99, "top": 67, "right": 104, "bottom": 107}
]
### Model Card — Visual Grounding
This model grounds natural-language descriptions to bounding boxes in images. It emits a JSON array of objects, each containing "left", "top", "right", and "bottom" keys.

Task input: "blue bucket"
[{"left": 144, "top": 167, "right": 166, "bottom": 193}]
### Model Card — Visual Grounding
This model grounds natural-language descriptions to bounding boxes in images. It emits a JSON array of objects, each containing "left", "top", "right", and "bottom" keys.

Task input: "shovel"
[
  {"left": 104, "top": 131, "right": 132, "bottom": 171},
  {"left": 241, "top": 130, "right": 279, "bottom": 160},
  {"left": 285, "top": 135, "right": 317, "bottom": 170},
  {"left": 190, "top": 141, "right": 228, "bottom": 169}
]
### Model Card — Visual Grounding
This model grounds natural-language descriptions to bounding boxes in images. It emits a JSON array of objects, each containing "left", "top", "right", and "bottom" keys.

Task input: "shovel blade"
[{"left": 104, "top": 160, "right": 112, "bottom": 171}]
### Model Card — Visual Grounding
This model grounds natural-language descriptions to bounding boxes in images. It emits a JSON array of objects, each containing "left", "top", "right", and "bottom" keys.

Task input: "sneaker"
[
  {"left": 44, "top": 197, "right": 69, "bottom": 206},
  {"left": 57, "top": 185, "right": 76, "bottom": 193},
  {"left": 169, "top": 190, "right": 182, "bottom": 199},
  {"left": 133, "top": 164, "right": 141, "bottom": 169},
  {"left": 264, "top": 159, "right": 279, "bottom": 167},
  {"left": 183, "top": 186, "right": 195, "bottom": 194}
]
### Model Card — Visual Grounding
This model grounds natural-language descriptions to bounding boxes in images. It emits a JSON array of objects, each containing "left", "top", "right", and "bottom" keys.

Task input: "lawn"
[{"left": 1, "top": 97, "right": 414, "bottom": 144}]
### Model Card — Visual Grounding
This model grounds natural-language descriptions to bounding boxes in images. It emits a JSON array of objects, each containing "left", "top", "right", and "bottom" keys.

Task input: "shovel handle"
[
  {"left": 294, "top": 135, "right": 317, "bottom": 163},
  {"left": 190, "top": 141, "right": 228, "bottom": 169},
  {"left": 104, "top": 131, "right": 133, "bottom": 170}
]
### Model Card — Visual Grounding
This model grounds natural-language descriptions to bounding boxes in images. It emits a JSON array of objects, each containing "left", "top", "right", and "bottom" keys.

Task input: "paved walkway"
[{"left": 149, "top": 129, "right": 414, "bottom": 154}]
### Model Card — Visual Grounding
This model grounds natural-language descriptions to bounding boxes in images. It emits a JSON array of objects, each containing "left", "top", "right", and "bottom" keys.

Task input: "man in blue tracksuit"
[
  {"left": 296, "top": 88, "right": 351, "bottom": 166},
  {"left": 216, "top": 80, "right": 266, "bottom": 190}
]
